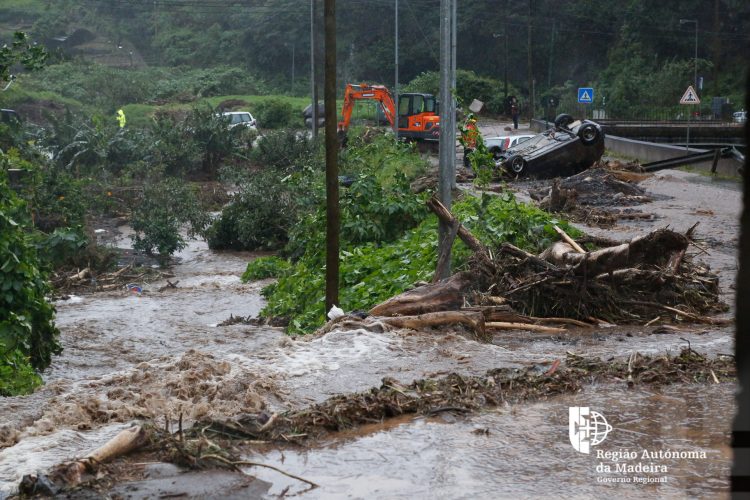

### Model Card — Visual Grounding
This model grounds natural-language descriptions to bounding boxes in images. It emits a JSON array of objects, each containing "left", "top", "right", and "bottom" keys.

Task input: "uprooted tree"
[{"left": 367, "top": 197, "right": 727, "bottom": 329}]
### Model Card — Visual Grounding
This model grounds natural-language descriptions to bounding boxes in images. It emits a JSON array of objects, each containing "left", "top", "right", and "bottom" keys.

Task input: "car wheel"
[
  {"left": 506, "top": 155, "right": 527, "bottom": 175},
  {"left": 489, "top": 146, "right": 502, "bottom": 159},
  {"left": 577, "top": 123, "right": 600, "bottom": 145},
  {"left": 554, "top": 113, "right": 574, "bottom": 128}
]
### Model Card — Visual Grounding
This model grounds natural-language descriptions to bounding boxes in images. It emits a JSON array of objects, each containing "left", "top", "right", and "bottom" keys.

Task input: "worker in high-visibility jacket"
[{"left": 460, "top": 114, "right": 479, "bottom": 169}]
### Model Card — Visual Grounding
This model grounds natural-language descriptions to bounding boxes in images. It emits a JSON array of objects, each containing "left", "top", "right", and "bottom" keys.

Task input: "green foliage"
[
  {"left": 252, "top": 98, "right": 294, "bottom": 129},
  {"left": 0, "top": 31, "right": 47, "bottom": 83},
  {"left": 341, "top": 132, "right": 428, "bottom": 186},
  {"left": 0, "top": 170, "right": 60, "bottom": 396},
  {"left": 26, "top": 63, "right": 269, "bottom": 111},
  {"left": 207, "top": 170, "right": 296, "bottom": 251},
  {"left": 130, "top": 178, "right": 210, "bottom": 259},
  {"left": 250, "top": 129, "right": 319, "bottom": 169},
  {"left": 404, "top": 70, "right": 522, "bottom": 115},
  {"left": 261, "top": 189, "right": 577, "bottom": 334},
  {"left": 241, "top": 256, "right": 291, "bottom": 282},
  {"left": 35, "top": 225, "right": 87, "bottom": 268}
]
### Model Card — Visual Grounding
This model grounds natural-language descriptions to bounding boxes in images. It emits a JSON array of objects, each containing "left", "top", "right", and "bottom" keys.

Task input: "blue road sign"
[{"left": 578, "top": 87, "right": 594, "bottom": 104}]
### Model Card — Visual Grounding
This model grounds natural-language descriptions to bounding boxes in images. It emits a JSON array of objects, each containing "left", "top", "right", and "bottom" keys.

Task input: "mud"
[{"left": 0, "top": 140, "right": 741, "bottom": 497}]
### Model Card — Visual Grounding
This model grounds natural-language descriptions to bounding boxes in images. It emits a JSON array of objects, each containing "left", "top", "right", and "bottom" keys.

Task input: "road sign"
[
  {"left": 577, "top": 87, "right": 594, "bottom": 104},
  {"left": 680, "top": 85, "right": 701, "bottom": 105}
]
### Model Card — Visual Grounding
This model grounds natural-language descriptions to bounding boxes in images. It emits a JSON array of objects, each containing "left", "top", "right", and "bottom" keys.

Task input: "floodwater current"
[{"left": 0, "top": 168, "right": 741, "bottom": 498}]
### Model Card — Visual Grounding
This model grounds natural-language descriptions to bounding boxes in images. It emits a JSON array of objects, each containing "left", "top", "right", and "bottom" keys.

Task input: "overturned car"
[{"left": 496, "top": 114, "right": 604, "bottom": 178}]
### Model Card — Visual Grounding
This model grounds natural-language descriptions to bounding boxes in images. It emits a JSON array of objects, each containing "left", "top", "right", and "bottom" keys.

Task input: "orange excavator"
[{"left": 337, "top": 83, "right": 440, "bottom": 142}]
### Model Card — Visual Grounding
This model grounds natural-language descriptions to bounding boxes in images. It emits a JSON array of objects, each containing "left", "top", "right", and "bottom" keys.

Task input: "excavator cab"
[{"left": 397, "top": 93, "right": 440, "bottom": 141}]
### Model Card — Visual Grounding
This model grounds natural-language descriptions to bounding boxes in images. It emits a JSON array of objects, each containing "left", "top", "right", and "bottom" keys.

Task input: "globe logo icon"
[
  {"left": 569, "top": 407, "right": 613, "bottom": 454},
  {"left": 588, "top": 411, "right": 613, "bottom": 446}
]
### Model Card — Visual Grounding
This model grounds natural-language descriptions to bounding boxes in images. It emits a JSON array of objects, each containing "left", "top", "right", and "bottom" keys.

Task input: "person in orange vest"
[{"left": 460, "top": 114, "right": 479, "bottom": 169}]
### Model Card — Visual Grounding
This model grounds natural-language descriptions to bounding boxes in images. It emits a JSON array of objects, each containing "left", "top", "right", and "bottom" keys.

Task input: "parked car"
[
  {"left": 220, "top": 111, "right": 257, "bottom": 130},
  {"left": 484, "top": 134, "right": 535, "bottom": 159},
  {"left": 0, "top": 109, "right": 21, "bottom": 127},
  {"left": 496, "top": 114, "right": 605, "bottom": 178},
  {"left": 733, "top": 110, "right": 747, "bottom": 123}
]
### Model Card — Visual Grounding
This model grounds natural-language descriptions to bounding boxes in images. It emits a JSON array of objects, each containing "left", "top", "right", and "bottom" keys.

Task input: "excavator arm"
[{"left": 338, "top": 83, "right": 397, "bottom": 132}]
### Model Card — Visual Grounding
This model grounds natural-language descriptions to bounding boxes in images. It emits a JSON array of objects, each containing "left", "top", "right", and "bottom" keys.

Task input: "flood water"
[
  {"left": 0, "top": 167, "right": 741, "bottom": 498},
  {"left": 247, "top": 383, "right": 734, "bottom": 499}
]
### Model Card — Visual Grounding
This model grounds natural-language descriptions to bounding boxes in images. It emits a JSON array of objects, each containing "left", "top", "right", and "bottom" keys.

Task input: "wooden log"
[
  {"left": 553, "top": 225, "right": 585, "bottom": 253},
  {"left": 52, "top": 426, "right": 147, "bottom": 487},
  {"left": 426, "top": 197, "right": 488, "bottom": 257},
  {"left": 380, "top": 311, "right": 487, "bottom": 340},
  {"left": 486, "top": 322, "right": 566, "bottom": 333},
  {"left": 370, "top": 272, "right": 472, "bottom": 317}
]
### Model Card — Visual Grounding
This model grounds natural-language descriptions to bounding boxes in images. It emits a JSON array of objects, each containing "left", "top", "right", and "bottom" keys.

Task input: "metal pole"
[
  {"left": 437, "top": 0, "right": 452, "bottom": 281},
  {"left": 694, "top": 21, "right": 698, "bottom": 89},
  {"left": 450, "top": 0, "right": 457, "bottom": 167},
  {"left": 291, "top": 43, "right": 295, "bottom": 94},
  {"left": 394, "top": 0, "right": 399, "bottom": 138},
  {"left": 311, "top": 0, "right": 318, "bottom": 137},
  {"left": 324, "top": 0, "right": 339, "bottom": 313},
  {"left": 527, "top": 0, "right": 533, "bottom": 123}
]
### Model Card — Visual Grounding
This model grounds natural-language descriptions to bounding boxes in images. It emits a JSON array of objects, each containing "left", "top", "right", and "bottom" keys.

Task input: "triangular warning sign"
[
  {"left": 680, "top": 85, "right": 701, "bottom": 104},
  {"left": 580, "top": 90, "right": 591, "bottom": 101}
]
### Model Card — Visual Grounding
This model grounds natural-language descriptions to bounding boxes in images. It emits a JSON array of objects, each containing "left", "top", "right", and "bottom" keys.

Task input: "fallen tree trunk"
[
  {"left": 486, "top": 322, "right": 566, "bottom": 333},
  {"left": 540, "top": 228, "right": 689, "bottom": 276},
  {"left": 20, "top": 426, "right": 147, "bottom": 494},
  {"left": 380, "top": 311, "right": 488, "bottom": 341},
  {"left": 370, "top": 272, "right": 473, "bottom": 317}
]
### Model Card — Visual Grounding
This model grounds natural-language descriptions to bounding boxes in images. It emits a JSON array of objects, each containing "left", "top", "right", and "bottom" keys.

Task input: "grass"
[{"left": 124, "top": 94, "right": 385, "bottom": 129}]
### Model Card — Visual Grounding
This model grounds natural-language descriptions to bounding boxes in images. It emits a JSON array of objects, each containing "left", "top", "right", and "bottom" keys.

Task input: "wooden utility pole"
[
  {"left": 436, "top": 0, "right": 455, "bottom": 281},
  {"left": 324, "top": 0, "right": 339, "bottom": 313}
]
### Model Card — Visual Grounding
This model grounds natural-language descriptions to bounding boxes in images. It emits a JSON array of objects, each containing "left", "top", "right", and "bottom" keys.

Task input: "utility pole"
[
  {"left": 311, "top": 0, "right": 318, "bottom": 137},
  {"left": 437, "top": 0, "right": 455, "bottom": 281},
  {"left": 324, "top": 0, "right": 339, "bottom": 313},
  {"left": 394, "top": 0, "right": 399, "bottom": 138},
  {"left": 450, "top": 0, "right": 456, "bottom": 189},
  {"left": 527, "top": 0, "right": 534, "bottom": 123}
]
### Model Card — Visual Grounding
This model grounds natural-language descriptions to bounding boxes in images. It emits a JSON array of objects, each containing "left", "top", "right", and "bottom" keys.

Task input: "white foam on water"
[{"left": 0, "top": 423, "right": 132, "bottom": 497}]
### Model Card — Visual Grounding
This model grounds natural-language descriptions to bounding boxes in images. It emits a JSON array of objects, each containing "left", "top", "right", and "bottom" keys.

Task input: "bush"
[
  {"left": 241, "top": 256, "right": 291, "bottom": 282},
  {"left": 0, "top": 172, "right": 61, "bottom": 396},
  {"left": 130, "top": 178, "right": 210, "bottom": 259},
  {"left": 252, "top": 98, "right": 294, "bottom": 129},
  {"left": 207, "top": 168, "right": 315, "bottom": 251},
  {"left": 250, "top": 129, "right": 319, "bottom": 169}
]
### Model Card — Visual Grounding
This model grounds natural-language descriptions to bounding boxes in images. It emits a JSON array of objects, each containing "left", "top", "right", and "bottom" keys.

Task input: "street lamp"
[
  {"left": 679, "top": 19, "right": 698, "bottom": 89},
  {"left": 492, "top": 31, "right": 508, "bottom": 109}
]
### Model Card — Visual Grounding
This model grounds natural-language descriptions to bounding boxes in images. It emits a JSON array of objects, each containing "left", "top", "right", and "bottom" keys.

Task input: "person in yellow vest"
[{"left": 116, "top": 109, "right": 126, "bottom": 128}]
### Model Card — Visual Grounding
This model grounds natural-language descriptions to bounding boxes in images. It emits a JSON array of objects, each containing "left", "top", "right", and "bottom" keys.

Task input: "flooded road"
[{"left": 0, "top": 164, "right": 740, "bottom": 498}]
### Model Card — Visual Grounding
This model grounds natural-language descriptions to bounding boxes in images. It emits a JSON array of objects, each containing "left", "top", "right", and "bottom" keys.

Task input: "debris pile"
[
  {"left": 197, "top": 347, "right": 732, "bottom": 443},
  {"left": 529, "top": 162, "right": 654, "bottom": 226},
  {"left": 51, "top": 264, "right": 168, "bottom": 295},
  {"left": 374, "top": 198, "right": 729, "bottom": 330}
]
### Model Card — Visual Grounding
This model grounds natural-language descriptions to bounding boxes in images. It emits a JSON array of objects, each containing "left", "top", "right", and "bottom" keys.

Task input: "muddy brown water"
[{"left": 0, "top": 168, "right": 740, "bottom": 498}]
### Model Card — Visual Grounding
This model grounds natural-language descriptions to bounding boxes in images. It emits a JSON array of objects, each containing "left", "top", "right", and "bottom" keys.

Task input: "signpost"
[
  {"left": 578, "top": 87, "right": 593, "bottom": 119},
  {"left": 680, "top": 85, "right": 701, "bottom": 152}
]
